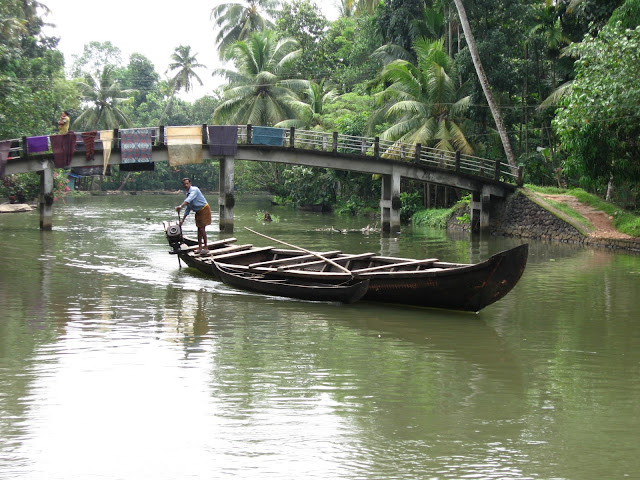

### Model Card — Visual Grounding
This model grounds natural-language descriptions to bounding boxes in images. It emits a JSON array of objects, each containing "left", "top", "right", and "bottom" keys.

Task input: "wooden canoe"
[{"left": 164, "top": 222, "right": 528, "bottom": 311}]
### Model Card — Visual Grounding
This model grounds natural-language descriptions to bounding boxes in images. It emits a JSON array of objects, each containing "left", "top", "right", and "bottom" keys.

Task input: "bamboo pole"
[{"left": 244, "top": 227, "right": 354, "bottom": 277}]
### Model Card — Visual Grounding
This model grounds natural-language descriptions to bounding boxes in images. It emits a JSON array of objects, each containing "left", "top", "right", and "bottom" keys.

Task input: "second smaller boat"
[{"left": 214, "top": 260, "right": 370, "bottom": 304}]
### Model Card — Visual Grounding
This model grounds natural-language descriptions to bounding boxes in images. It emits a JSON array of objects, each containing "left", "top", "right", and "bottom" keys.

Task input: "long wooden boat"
[
  {"left": 163, "top": 221, "right": 528, "bottom": 311},
  {"left": 214, "top": 261, "right": 370, "bottom": 304}
]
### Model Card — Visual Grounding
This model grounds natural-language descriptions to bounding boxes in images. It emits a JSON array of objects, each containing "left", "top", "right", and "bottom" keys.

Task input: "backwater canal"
[{"left": 1, "top": 194, "right": 639, "bottom": 479}]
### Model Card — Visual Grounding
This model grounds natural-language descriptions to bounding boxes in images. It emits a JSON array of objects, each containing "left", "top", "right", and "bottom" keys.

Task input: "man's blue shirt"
[{"left": 183, "top": 186, "right": 207, "bottom": 216}]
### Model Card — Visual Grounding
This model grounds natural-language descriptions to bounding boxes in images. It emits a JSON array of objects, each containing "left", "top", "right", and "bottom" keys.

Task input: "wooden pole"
[{"left": 244, "top": 227, "right": 353, "bottom": 277}]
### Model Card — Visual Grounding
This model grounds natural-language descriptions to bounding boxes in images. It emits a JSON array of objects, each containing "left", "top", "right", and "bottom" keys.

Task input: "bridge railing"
[
  {"left": 257, "top": 128, "right": 520, "bottom": 185},
  {"left": 3, "top": 125, "right": 522, "bottom": 185}
]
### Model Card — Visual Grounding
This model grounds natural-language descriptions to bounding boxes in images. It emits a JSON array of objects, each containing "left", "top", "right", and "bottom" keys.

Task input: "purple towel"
[
  {"left": 208, "top": 125, "right": 238, "bottom": 156},
  {"left": 26, "top": 136, "right": 49, "bottom": 154},
  {"left": 50, "top": 132, "right": 77, "bottom": 168},
  {"left": 0, "top": 140, "right": 11, "bottom": 179}
]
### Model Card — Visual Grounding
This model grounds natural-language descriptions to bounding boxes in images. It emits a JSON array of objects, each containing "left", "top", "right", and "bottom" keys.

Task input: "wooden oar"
[{"left": 244, "top": 227, "right": 355, "bottom": 278}]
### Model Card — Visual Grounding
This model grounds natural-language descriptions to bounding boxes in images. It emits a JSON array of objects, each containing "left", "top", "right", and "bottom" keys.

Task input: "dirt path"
[{"left": 541, "top": 194, "right": 632, "bottom": 240}]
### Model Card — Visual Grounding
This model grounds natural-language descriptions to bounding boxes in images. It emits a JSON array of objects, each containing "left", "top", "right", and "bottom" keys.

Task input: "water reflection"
[{"left": 1, "top": 195, "right": 640, "bottom": 479}]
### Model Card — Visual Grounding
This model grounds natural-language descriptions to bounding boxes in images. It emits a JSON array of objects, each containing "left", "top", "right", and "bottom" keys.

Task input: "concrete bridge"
[{"left": 2, "top": 125, "right": 522, "bottom": 232}]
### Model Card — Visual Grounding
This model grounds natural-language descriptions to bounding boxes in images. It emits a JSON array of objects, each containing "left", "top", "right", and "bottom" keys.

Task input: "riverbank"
[{"left": 458, "top": 188, "right": 640, "bottom": 253}]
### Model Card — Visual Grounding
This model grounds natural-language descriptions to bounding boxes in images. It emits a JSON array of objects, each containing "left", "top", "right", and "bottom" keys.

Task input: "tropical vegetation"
[{"left": 1, "top": 0, "right": 640, "bottom": 222}]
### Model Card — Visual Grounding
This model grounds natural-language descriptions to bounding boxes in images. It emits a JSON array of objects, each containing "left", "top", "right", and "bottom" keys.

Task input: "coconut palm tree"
[
  {"left": 213, "top": 31, "right": 309, "bottom": 126},
  {"left": 160, "top": 45, "right": 206, "bottom": 123},
  {"left": 452, "top": 0, "right": 517, "bottom": 172},
  {"left": 369, "top": 38, "right": 472, "bottom": 154},
  {"left": 73, "top": 65, "right": 136, "bottom": 130},
  {"left": 338, "top": 0, "right": 356, "bottom": 17},
  {"left": 211, "top": 0, "right": 280, "bottom": 59},
  {"left": 304, "top": 79, "right": 338, "bottom": 127},
  {"left": 277, "top": 79, "right": 339, "bottom": 129},
  {"left": 167, "top": 45, "right": 206, "bottom": 93}
]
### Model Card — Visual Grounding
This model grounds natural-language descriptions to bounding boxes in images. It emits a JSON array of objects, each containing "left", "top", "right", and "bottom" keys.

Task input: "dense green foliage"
[
  {"left": 553, "top": 21, "right": 640, "bottom": 199},
  {"left": 2, "top": 0, "right": 639, "bottom": 223}
]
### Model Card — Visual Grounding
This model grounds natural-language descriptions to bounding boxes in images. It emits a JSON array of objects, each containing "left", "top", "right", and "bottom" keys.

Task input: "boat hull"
[
  {"left": 165, "top": 225, "right": 528, "bottom": 311},
  {"left": 216, "top": 264, "right": 370, "bottom": 304},
  {"left": 360, "top": 244, "right": 528, "bottom": 311}
]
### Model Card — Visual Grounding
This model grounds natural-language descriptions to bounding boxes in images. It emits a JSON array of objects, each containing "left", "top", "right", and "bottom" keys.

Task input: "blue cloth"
[
  {"left": 251, "top": 126, "right": 284, "bottom": 146},
  {"left": 183, "top": 185, "right": 208, "bottom": 217}
]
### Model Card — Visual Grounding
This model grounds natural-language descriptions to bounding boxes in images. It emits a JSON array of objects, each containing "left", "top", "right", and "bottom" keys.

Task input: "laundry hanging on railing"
[
  {"left": 26, "top": 136, "right": 49, "bottom": 154},
  {"left": 208, "top": 125, "right": 238, "bottom": 156},
  {"left": 251, "top": 126, "right": 284, "bottom": 146},
  {"left": 120, "top": 128, "right": 154, "bottom": 171},
  {"left": 166, "top": 126, "right": 202, "bottom": 166},
  {"left": 81, "top": 131, "right": 98, "bottom": 162},
  {"left": 99, "top": 130, "right": 114, "bottom": 176},
  {"left": 0, "top": 140, "right": 11, "bottom": 179},
  {"left": 50, "top": 132, "right": 76, "bottom": 168}
]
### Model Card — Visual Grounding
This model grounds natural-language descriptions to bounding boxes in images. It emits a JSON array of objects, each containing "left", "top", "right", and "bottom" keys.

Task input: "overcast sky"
[{"left": 41, "top": 0, "right": 340, "bottom": 101}]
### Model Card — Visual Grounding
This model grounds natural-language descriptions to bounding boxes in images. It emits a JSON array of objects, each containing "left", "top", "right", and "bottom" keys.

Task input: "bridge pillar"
[
  {"left": 219, "top": 157, "right": 234, "bottom": 233},
  {"left": 39, "top": 163, "right": 54, "bottom": 231},
  {"left": 380, "top": 171, "right": 401, "bottom": 233},
  {"left": 470, "top": 186, "right": 492, "bottom": 233}
]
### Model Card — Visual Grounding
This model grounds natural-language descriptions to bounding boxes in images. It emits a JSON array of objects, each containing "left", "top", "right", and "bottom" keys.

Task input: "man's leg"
[
  {"left": 197, "top": 227, "right": 203, "bottom": 249},
  {"left": 201, "top": 227, "right": 208, "bottom": 250}
]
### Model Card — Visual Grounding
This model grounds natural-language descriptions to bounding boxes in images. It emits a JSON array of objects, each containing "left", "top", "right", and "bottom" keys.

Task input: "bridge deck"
[{"left": 2, "top": 125, "right": 521, "bottom": 189}]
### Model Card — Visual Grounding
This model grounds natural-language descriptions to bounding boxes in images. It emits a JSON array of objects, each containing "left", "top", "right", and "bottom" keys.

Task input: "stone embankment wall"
[
  {"left": 491, "top": 190, "right": 585, "bottom": 241},
  {"left": 448, "top": 190, "right": 640, "bottom": 253}
]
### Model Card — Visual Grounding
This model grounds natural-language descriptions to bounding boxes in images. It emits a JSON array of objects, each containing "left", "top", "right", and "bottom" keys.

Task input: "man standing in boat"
[{"left": 176, "top": 178, "right": 211, "bottom": 254}]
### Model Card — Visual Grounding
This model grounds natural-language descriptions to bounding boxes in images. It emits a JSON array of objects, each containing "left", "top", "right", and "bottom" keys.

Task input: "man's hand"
[{"left": 176, "top": 205, "right": 182, "bottom": 212}]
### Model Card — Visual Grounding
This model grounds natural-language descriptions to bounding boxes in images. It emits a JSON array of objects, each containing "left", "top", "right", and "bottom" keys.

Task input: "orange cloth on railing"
[
  {"left": 166, "top": 126, "right": 202, "bottom": 166},
  {"left": 81, "top": 131, "right": 98, "bottom": 162}
]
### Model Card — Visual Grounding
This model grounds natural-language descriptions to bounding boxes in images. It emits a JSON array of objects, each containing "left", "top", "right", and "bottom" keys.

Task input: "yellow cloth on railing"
[
  {"left": 99, "top": 130, "right": 114, "bottom": 176},
  {"left": 166, "top": 126, "right": 202, "bottom": 166}
]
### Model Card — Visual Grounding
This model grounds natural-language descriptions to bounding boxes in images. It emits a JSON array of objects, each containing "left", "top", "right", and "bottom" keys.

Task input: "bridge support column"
[
  {"left": 380, "top": 171, "right": 401, "bottom": 233},
  {"left": 219, "top": 157, "right": 234, "bottom": 233},
  {"left": 470, "top": 186, "right": 492, "bottom": 233},
  {"left": 39, "top": 164, "right": 54, "bottom": 231}
]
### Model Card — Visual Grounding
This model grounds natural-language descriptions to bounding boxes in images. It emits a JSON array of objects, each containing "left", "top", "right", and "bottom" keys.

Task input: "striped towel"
[{"left": 81, "top": 131, "right": 98, "bottom": 161}]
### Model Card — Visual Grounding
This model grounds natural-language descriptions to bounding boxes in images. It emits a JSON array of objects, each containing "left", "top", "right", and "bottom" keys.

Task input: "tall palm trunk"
[
  {"left": 158, "top": 92, "right": 176, "bottom": 125},
  {"left": 452, "top": 0, "right": 518, "bottom": 175}
]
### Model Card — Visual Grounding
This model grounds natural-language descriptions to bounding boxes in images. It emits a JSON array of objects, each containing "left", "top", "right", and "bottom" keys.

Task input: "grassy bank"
[
  {"left": 412, "top": 196, "right": 469, "bottom": 228},
  {"left": 526, "top": 185, "right": 640, "bottom": 237}
]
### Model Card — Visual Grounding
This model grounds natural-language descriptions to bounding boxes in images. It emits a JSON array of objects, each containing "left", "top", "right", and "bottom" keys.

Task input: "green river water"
[{"left": 1, "top": 194, "right": 639, "bottom": 479}]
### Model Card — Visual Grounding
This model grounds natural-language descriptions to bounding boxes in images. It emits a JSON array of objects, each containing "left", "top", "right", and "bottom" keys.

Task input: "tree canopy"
[
  {"left": 553, "top": 21, "right": 640, "bottom": 191},
  {"left": 3, "top": 0, "right": 640, "bottom": 209}
]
